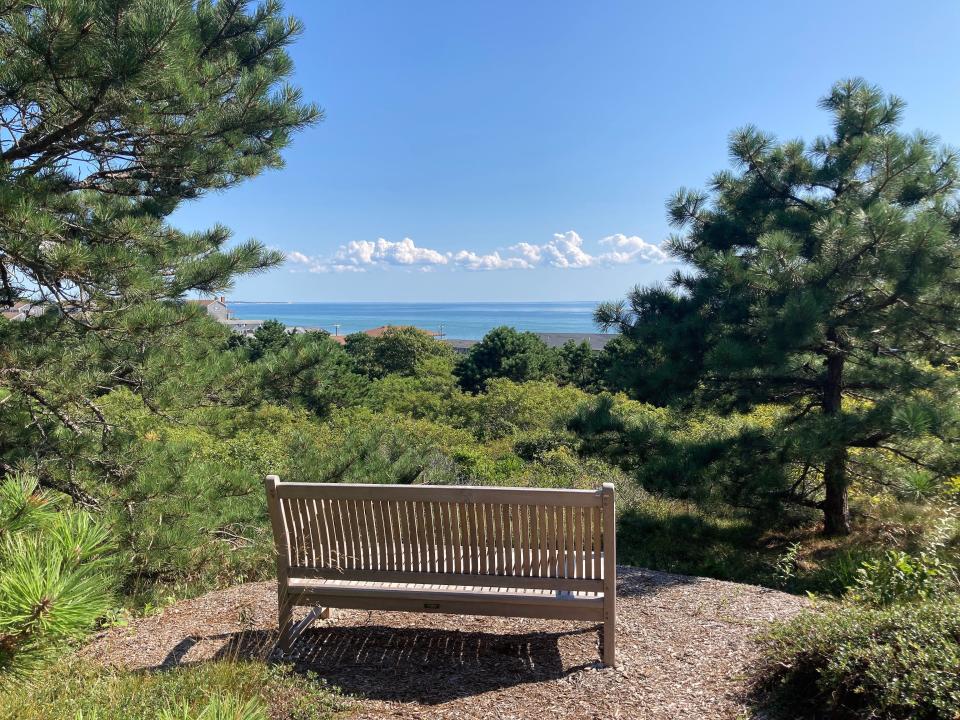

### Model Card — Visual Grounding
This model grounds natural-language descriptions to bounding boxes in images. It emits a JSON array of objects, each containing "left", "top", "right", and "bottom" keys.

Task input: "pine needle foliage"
[
  {"left": 597, "top": 79, "right": 960, "bottom": 534},
  {"left": 0, "top": 0, "right": 320, "bottom": 499},
  {"left": 0, "top": 474, "right": 112, "bottom": 682}
]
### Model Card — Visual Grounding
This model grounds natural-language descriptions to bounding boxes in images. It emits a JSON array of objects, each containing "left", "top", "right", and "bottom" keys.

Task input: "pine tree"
[
  {"left": 0, "top": 0, "right": 319, "bottom": 498},
  {"left": 598, "top": 79, "right": 960, "bottom": 534}
]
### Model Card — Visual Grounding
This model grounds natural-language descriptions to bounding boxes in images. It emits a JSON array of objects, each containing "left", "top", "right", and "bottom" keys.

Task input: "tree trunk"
[
  {"left": 822, "top": 445, "right": 850, "bottom": 535},
  {"left": 821, "top": 345, "right": 851, "bottom": 535}
]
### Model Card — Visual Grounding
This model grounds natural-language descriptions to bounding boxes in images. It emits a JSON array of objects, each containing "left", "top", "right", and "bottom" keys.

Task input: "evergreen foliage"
[
  {"left": 0, "top": 0, "right": 319, "bottom": 498},
  {"left": 597, "top": 79, "right": 960, "bottom": 534},
  {"left": 454, "top": 326, "right": 557, "bottom": 392},
  {"left": 556, "top": 339, "right": 599, "bottom": 390},
  {"left": 0, "top": 475, "right": 112, "bottom": 682},
  {"left": 345, "top": 326, "right": 454, "bottom": 379}
]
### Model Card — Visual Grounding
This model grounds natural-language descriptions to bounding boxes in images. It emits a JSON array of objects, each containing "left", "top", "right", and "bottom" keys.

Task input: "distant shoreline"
[
  {"left": 225, "top": 300, "right": 606, "bottom": 341},
  {"left": 228, "top": 300, "right": 603, "bottom": 305}
]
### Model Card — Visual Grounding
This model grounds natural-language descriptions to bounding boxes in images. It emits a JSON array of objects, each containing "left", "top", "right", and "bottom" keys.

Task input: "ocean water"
[{"left": 228, "top": 302, "right": 605, "bottom": 340}]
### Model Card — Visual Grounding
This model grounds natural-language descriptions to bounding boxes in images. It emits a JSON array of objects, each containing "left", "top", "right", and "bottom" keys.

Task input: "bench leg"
[
  {"left": 601, "top": 617, "right": 616, "bottom": 667},
  {"left": 277, "top": 590, "right": 294, "bottom": 652}
]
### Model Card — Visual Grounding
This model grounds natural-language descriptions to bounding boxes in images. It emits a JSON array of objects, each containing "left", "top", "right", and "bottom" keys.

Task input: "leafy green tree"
[
  {"left": 0, "top": 0, "right": 319, "bottom": 499},
  {"left": 454, "top": 326, "right": 557, "bottom": 393},
  {"left": 245, "top": 319, "right": 292, "bottom": 361},
  {"left": 345, "top": 327, "right": 453, "bottom": 379},
  {"left": 0, "top": 475, "right": 112, "bottom": 682},
  {"left": 598, "top": 79, "right": 960, "bottom": 534},
  {"left": 461, "top": 378, "right": 589, "bottom": 440},
  {"left": 556, "top": 339, "right": 599, "bottom": 390},
  {"left": 244, "top": 331, "right": 367, "bottom": 417}
]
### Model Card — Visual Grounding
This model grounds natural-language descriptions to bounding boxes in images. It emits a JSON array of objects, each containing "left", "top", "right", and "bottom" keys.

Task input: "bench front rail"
[{"left": 264, "top": 478, "right": 617, "bottom": 665}]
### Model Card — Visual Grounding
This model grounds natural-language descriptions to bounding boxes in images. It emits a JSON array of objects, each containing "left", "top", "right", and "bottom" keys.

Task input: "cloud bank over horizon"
[{"left": 285, "top": 231, "right": 671, "bottom": 274}]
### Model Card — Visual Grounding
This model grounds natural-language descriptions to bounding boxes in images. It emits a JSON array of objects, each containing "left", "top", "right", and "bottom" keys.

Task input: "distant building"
[
  {"left": 221, "top": 318, "right": 264, "bottom": 335},
  {"left": 188, "top": 296, "right": 231, "bottom": 322},
  {"left": 1, "top": 302, "right": 29, "bottom": 322},
  {"left": 1, "top": 301, "right": 56, "bottom": 321},
  {"left": 188, "top": 296, "right": 263, "bottom": 336}
]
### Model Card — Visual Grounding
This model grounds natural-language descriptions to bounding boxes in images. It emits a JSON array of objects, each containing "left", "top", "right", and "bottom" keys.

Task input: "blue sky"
[{"left": 172, "top": 1, "right": 960, "bottom": 302}]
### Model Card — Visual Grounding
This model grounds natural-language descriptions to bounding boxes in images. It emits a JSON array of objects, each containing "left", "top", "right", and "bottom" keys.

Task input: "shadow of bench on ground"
[{"left": 161, "top": 623, "right": 599, "bottom": 705}]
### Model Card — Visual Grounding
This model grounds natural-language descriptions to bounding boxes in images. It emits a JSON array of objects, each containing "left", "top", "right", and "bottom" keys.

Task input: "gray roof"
[
  {"left": 533, "top": 332, "right": 615, "bottom": 350},
  {"left": 442, "top": 332, "right": 617, "bottom": 353}
]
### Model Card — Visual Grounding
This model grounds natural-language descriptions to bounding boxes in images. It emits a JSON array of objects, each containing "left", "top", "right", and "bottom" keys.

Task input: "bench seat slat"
[
  {"left": 286, "top": 565, "right": 605, "bottom": 592},
  {"left": 287, "top": 578, "right": 604, "bottom": 609},
  {"left": 284, "top": 589, "right": 604, "bottom": 622}
]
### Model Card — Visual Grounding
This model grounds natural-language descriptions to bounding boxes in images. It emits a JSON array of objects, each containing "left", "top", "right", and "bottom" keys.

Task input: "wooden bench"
[{"left": 264, "top": 477, "right": 617, "bottom": 665}]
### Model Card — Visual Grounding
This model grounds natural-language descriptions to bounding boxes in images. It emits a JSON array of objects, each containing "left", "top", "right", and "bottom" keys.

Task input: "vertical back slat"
[
  {"left": 520, "top": 504, "right": 531, "bottom": 576},
  {"left": 314, "top": 499, "right": 329, "bottom": 568},
  {"left": 552, "top": 504, "right": 561, "bottom": 579},
  {"left": 511, "top": 504, "right": 522, "bottom": 576},
  {"left": 536, "top": 504, "right": 547, "bottom": 576},
  {"left": 545, "top": 503, "right": 556, "bottom": 577},
  {"left": 379, "top": 500, "right": 393, "bottom": 571},
  {"left": 280, "top": 498, "right": 298, "bottom": 568},
  {"left": 442, "top": 502, "right": 454, "bottom": 574},
  {"left": 355, "top": 499, "right": 368, "bottom": 569},
  {"left": 470, "top": 503, "right": 482, "bottom": 574},
  {"left": 340, "top": 497, "right": 353, "bottom": 570},
  {"left": 387, "top": 500, "right": 403, "bottom": 570},
  {"left": 565, "top": 506, "right": 575, "bottom": 578},
  {"left": 454, "top": 502, "right": 464, "bottom": 574},
  {"left": 416, "top": 501, "right": 427, "bottom": 573},
  {"left": 403, "top": 499, "right": 415, "bottom": 573},
  {"left": 291, "top": 498, "right": 306, "bottom": 567},
  {"left": 573, "top": 508, "right": 586, "bottom": 578},
  {"left": 592, "top": 505, "right": 602, "bottom": 580},
  {"left": 489, "top": 503, "right": 502, "bottom": 575},
  {"left": 364, "top": 499, "right": 378, "bottom": 569},
  {"left": 472, "top": 503, "right": 482, "bottom": 574},
  {"left": 307, "top": 498, "right": 320, "bottom": 567},
  {"left": 462, "top": 502, "right": 473, "bottom": 574},
  {"left": 355, "top": 499, "right": 367, "bottom": 569},
  {"left": 350, "top": 500, "right": 364, "bottom": 570},
  {"left": 429, "top": 501, "right": 440, "bottom": 573},
  {"left": 371, "top": 500, "right": 388, "bottom": 570},
  {"left": 295, "top": 498, "right": 309, "bottom": 567},
  {"left": 327, "top": 498, "right": 343, "bottom": 570},
  {"left": 434, "top": 502, "right": 445, "bottom": 573}
]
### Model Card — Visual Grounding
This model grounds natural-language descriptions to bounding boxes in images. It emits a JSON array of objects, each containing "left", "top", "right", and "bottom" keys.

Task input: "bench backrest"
[{"left": 265, "top": 478, "right": 615, "bottom": 593}]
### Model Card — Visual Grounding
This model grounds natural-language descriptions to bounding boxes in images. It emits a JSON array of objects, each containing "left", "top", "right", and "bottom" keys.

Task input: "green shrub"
[
  {"left": 0, "top": 476, "right": 113, "bottom": 683},
  {"left": 848, "top": 549, "right": 958, "bottom": 606},
  {"left": 0, "top": 658, "right": 346, "bottom": 720},
  {"left": 158, "top": 694, "right": 266, "bottom": 720},
  {"left": 757, "top": 599, "right": 960, "bottom": 719},
  {"left": 512, "top": 430, "right": 576, "bottom": 461}
]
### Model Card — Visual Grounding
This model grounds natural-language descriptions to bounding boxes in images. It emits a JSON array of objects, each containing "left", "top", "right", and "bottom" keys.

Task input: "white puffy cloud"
[
  {"left": 452, "top": 250, "right": 533, "bottom": 271},
  {"left": 596, "top": 233, "right": 670, "bottom": 264},
  {"left": 335, "top": 238, "right": 449, "bottom": 270},
  {"left": 285, "top": 231, "right": 671, "bottom": 273}
]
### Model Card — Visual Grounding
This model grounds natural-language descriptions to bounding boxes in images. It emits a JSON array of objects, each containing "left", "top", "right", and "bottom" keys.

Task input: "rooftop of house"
[
  {"left": 362, "top": 325, "right": 440, "bottom": 338},
  {"left": 188, "top": 296, "right": 227, "bottom": 307}
]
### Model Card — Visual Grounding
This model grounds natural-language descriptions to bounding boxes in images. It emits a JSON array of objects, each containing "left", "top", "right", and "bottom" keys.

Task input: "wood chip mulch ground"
[{"left": 83, "top": 566, "right": 807, "bottom": 719}]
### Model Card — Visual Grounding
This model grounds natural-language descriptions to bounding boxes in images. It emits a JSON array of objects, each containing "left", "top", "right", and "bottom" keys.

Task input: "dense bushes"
[{"left": 757, "top": 598, "right": 960, "bottom": 719}]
